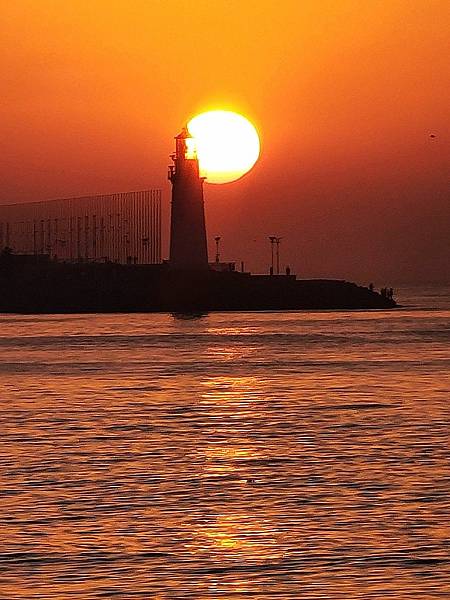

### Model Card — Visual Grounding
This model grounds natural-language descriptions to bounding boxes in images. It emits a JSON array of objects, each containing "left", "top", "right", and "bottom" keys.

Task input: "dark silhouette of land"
[{"left": 0, "top": 252, "right": 396, "bottom": 313}]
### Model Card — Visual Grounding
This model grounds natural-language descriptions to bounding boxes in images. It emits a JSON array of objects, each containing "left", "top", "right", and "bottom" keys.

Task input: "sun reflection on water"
[
  {"left": 189, "top": 374, "right": 286, "bottom": 570},
  {"left": 197, "top": 514, "right": 284, "bottom": 561},
  {"left": 200, "top": 375, "right": 265, "bottom": 405}
]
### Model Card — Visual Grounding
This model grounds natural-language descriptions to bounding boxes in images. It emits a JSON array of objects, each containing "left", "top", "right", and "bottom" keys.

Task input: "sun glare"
[{"left": 187, "top": 110, "right": 260, "bottom": 184}]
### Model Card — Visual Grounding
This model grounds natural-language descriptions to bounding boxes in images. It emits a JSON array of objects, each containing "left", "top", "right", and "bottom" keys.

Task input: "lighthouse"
[{"left": 168, "top": 127, "right": 209, "bottom": 270}]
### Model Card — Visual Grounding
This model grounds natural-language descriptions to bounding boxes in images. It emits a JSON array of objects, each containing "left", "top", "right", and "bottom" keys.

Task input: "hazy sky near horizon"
[{"left": 1, "top": 0, "right": 449, "bottom": 283}]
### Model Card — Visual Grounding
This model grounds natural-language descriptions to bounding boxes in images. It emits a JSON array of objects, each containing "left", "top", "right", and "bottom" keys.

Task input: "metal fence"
[{"left": 0, "top": 190, "right": 162, "bottom": 264}]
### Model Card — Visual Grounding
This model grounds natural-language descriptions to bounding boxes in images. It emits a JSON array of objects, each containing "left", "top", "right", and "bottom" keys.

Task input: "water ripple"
[{"left": 0, "top": 301, "right": 449, "bottom": 598}]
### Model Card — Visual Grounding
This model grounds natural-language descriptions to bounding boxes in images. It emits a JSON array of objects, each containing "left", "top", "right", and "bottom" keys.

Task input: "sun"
[{"left": 187, "top": 110, "right": 260, "bottom": 184}]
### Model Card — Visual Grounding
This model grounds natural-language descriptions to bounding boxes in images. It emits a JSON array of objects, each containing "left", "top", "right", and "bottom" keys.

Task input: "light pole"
[
  {"left": 214, "top": 236, "right": 221, "bottom": 263},
  {"left": 269, "top": 236, "right": 276, "bottom": 274},
  {"left": 275, "top": 237, "right": 282, "bottom": 275}
]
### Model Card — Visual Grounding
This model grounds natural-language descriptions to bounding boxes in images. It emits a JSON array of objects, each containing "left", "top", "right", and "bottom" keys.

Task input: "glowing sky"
[{"left": 1, "top": 1, "right": 449, "bottom": 282}]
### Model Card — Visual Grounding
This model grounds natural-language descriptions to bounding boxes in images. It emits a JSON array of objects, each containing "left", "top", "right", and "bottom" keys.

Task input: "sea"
[{"left": 1, "top": 286, "right": 449, "bottom": 599}]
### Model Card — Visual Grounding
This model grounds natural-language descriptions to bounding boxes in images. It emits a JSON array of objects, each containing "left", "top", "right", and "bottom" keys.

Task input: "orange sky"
[{"left": 1, "top": 0, "right": 449, "bottom": 283}]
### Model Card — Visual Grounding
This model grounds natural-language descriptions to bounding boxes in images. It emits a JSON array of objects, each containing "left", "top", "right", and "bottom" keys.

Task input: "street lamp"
[
  {"left": 214, "top": 236, "right": 221, "bottom": 263},
  {"left": 269, "top": 236, "right": 276, "bottom": 274},
  {"left": 275, "top": 237, "right": 282, "bottom": 274}
]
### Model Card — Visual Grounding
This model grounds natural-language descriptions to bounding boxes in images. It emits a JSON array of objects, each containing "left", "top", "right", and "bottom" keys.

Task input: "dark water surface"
[{"left": 1, "top": 287, "right": 449, "bottom": 598}]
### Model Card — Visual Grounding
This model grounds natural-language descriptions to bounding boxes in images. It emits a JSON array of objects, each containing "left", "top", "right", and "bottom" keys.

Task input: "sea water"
[{"left": 0, "top": 286, "right": 449, "bottom": 598}]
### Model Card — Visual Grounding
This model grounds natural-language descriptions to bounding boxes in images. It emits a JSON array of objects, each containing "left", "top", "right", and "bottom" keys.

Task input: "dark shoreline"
[{"left": 0, "top": 258, "right": 396, "bottom": 314}]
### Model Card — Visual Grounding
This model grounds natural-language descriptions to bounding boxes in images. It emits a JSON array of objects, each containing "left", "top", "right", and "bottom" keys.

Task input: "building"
[
  {"left": 0, "top": 189, "right": 161, "bottom": 264},
  {"left": 168, "top": 128, "right": 209, "bottom": 270}
]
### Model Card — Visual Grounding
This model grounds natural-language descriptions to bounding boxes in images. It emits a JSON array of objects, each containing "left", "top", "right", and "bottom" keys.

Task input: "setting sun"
[{"left": 187, "top": 110, "right": 260, "bottom": 184}]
